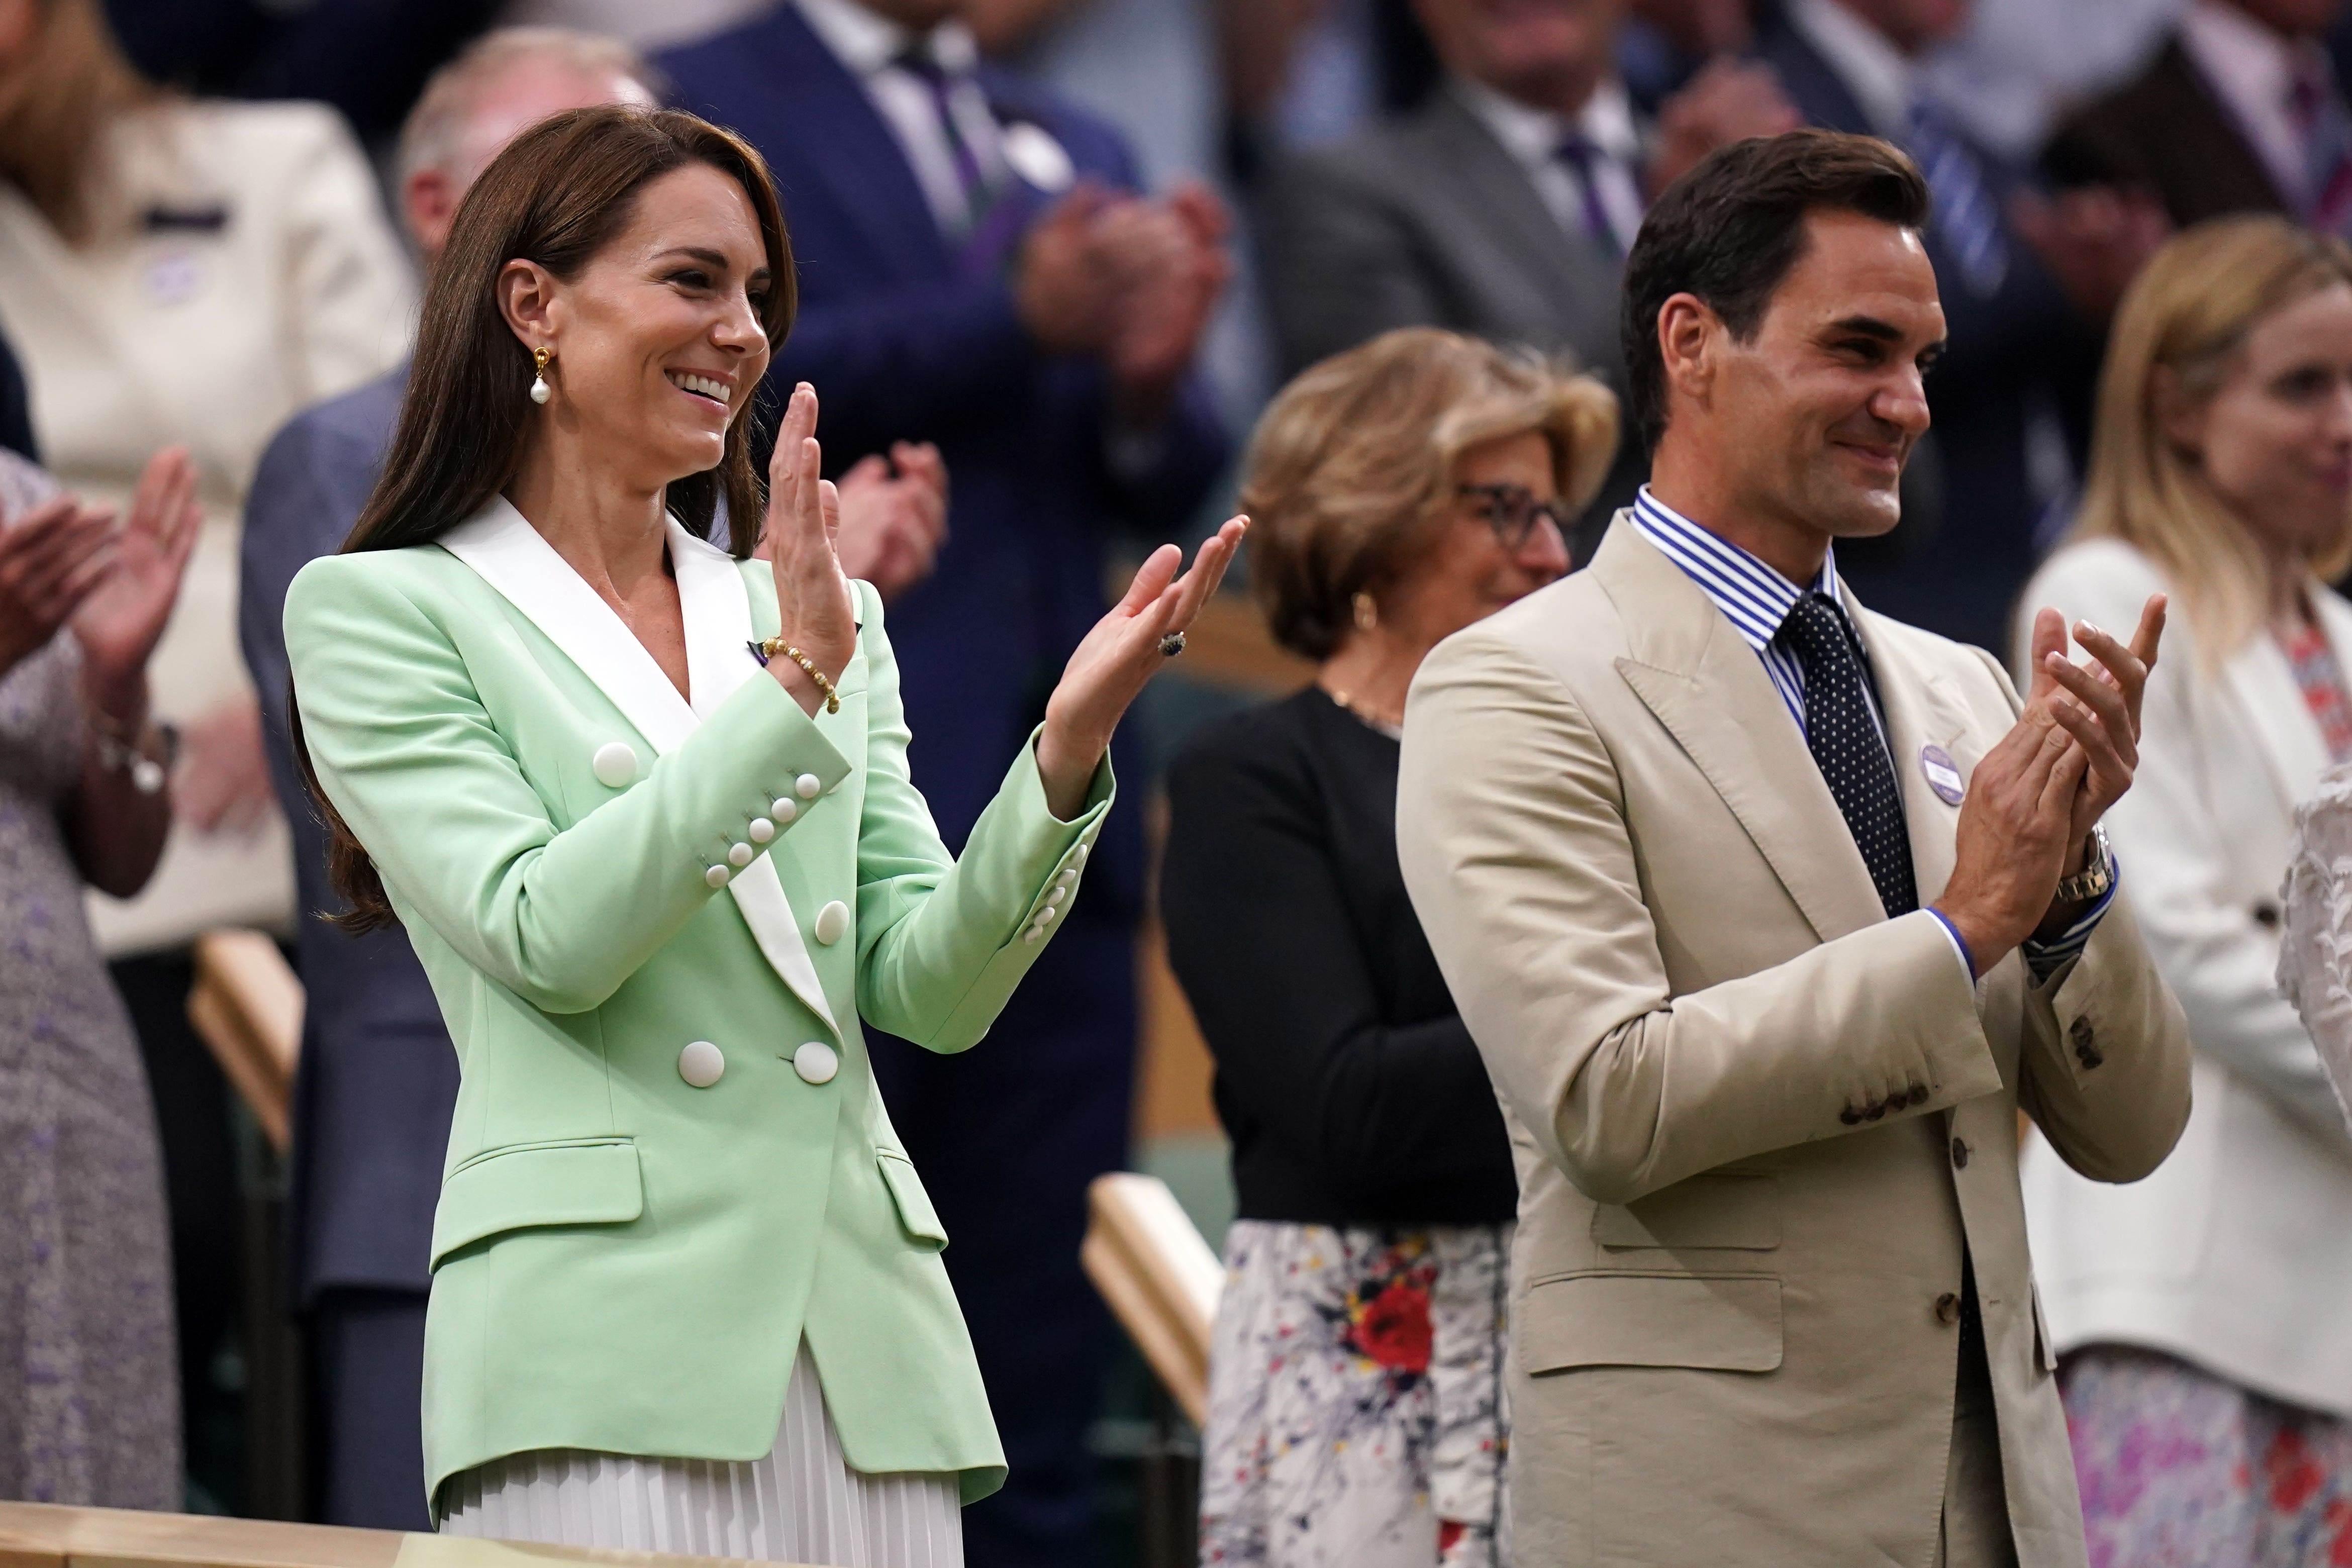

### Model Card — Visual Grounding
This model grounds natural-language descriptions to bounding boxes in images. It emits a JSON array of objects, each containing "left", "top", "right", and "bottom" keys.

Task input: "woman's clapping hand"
[
  {"left": 1035, "top": 516, "right": 1248, "bottom": 819},
  {"left": 760, "top": 383, "right": 858, "bottom": 715},
  {"left": 70, "top": 446, "right": 202, "bottom": 718}
]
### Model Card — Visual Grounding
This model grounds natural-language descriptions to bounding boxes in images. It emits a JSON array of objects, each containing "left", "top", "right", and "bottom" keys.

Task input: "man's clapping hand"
[
  {"left": 831, "top": 441, "right": 948, "bottom": 604},
  {"left": 1013, "top": 177, "right": 1231, "bottom": 416},
  {"left": 1932, "top": 594, "right": 2166, "bottom": 968}
]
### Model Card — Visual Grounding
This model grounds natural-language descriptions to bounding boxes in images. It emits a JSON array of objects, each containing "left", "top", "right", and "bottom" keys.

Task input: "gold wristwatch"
[{"left": 2053, "top": 823, "right": 2115, "bottom": 906}]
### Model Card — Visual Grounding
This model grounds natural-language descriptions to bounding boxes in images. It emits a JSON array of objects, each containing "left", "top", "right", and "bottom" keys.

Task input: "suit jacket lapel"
[
  {"left": 752, "top": 5, "right": 955, "bottom": 282},
  {"left": 1594, "top": 520, "right": 1888, "bottom": 944},
  {"left": 2224, "top": 620, "right": 2330, "bottom": 814},
  {"left": 1421, "top": 91, "right": 1618, "bottom": 322},
  {"left": 440, "top": 500, "right": 839, "bottom": 1032}
]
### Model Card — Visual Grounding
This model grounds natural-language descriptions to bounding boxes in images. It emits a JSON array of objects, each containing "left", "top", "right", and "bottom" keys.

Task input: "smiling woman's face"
[{"left": 507, "top": 161, "right": 773, "bottom": 489}]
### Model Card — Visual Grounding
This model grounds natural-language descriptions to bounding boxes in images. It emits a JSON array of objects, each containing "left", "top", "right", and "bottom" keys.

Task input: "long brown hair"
[
  {"left": 0, "top": 0, "right": 160, "bottom": 244},
  {"left": 2071, "top": 216, "right": 2352, "bottom": 665},
  {"left": 300, "top": 104, "right": 797, "bottom": 933}
]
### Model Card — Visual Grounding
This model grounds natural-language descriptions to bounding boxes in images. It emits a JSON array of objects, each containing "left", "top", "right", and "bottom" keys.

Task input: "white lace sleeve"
[{"left": 2279, "top": 763, "right": 2352, "bottom": 1133}]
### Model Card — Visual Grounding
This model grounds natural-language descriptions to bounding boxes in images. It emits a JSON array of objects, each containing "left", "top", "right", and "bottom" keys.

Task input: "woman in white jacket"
[{"left": 2018, "top": 216, "right": 2352, "bottom": 1564}]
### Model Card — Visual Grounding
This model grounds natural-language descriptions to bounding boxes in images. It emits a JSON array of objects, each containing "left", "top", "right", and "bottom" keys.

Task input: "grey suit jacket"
[
  {"left": 1257, "top": 84, "right": 1623, "bottom": 385},
  {"left": 238, "top": 366, "right": 459, "bottom": 1305}
]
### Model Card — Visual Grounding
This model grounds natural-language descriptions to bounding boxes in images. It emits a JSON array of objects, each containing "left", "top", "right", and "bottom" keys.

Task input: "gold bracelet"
[{"left": 757, "top": 637, "right": 839, "bottom": 714}]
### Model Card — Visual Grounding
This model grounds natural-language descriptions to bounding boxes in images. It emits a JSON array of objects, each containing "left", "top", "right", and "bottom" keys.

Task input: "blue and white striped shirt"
[{"left": 1629, "top": 487, "right": 2112, "bottom": 979}]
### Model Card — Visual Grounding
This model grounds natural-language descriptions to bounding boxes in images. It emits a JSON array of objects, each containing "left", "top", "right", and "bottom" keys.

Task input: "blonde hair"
[
  {"left": 0, "top": 0, "right": 158, "bottom": 244},
  {"left": 397, "top": 28, "right": 660, "bottom": 191},
  {"left": 2073, "top": 216, "right": 2352, "bottom": 662},
  {"left": 1242, "top": 327, "right": 1619, "bottom": 659}
]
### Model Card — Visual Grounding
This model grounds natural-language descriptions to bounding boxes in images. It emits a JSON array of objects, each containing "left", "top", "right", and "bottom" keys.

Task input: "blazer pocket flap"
[
  {"left": 432, "top": 1138, "right": 643, "bottom": 1270},
  {"left": 1519, "top": 1272, "right": 1783, "bottom": 1374},
  {"left": 1592, "top": 1173, "right": 1780, "bottom": 1250},
  {"left": 877, "top": 1152, "right": 948, "bottom": 1249}
]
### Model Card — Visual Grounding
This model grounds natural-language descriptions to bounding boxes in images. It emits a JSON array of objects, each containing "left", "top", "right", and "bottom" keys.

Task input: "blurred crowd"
[{"left": 11, "top": 0, "right": 2352, "bottom": 1563}]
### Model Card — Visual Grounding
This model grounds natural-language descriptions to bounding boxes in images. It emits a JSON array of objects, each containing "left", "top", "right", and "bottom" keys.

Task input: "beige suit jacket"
[{"left": 1395, "top": 518, "right": 2191, "bottom": 1567}]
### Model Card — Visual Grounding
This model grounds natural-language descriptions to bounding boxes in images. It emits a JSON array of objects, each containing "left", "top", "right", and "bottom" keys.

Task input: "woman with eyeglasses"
[{"left": 1161, "top": 328, "right": 1616, "bottom": 1568}]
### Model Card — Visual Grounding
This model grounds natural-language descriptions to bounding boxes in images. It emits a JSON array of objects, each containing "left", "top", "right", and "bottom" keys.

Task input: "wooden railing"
[
  {"left": 0, "top": 1501, "right": 786, "bottom": 1568},
  {"left": 1080, "top": 1173, "right": 1223, "bottom": 1428},
  {"left": 185, "top": 929, "right": 304, "bottom": 1152}
]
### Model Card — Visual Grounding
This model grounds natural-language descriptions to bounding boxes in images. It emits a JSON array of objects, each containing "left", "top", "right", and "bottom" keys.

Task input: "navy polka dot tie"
[{"left": 1781, "top": 593, "right": 1919, "bottom": 920}]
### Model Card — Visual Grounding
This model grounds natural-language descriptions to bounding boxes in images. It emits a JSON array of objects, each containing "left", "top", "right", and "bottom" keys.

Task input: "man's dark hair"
[{"left": 1619, "top": 130, "right": 1932, "bottom": 455}]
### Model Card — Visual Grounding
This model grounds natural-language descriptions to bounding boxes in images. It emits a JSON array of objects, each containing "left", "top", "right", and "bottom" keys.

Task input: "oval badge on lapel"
[
  {"left": 1920, "top": 744, "right": 1965, "bottom": 806},
  {"left": 1003, "top": 122, "right": 1076, "bottom": 192}
]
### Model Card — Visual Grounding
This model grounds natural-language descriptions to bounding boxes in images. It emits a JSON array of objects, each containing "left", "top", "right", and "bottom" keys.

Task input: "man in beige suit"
[{"left": 1395, "top": 130, "right": 2192, "bottom": 1567}]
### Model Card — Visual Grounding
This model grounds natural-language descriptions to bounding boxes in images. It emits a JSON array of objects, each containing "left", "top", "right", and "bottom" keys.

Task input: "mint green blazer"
[{"left": 284, "top": 498, "right": 1112, "bottom": 1512}]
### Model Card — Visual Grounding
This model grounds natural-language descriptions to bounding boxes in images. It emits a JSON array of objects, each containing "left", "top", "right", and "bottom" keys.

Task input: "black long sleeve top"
[{"left": 1160, "top": 686, "right": 1517, "bottom": 1227}]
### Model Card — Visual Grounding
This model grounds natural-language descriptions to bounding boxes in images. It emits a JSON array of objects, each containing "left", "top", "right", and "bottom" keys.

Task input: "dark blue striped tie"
[{"left": 1906, "top": 99, "right": 2008, "bottom": 298}]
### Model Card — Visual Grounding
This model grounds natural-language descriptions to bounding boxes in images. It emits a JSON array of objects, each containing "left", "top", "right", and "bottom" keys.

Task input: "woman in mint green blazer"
[{"left": 281, "top": 106, "right": 1242, "bottom": 1566}]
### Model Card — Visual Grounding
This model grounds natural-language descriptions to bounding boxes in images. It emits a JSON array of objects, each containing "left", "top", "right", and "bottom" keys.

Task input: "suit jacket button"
[
  {"left": 793, "top": 1041, "right": 839, "bottom": 1085},
  {"left": 1908, "top": 1084, "right": 1930, "bottom": 1106},
  {"left": 2079, "top": 1048, "right": 2106, "bottom": 1069},
  {"left": 795, "top": 773, "right": 822, "bottom": 800},
  {"left": 728, "top": 842, "right": 755, "bottom": 868},
  {"left": 814, "top": 900, "right": 850, "bottom": 946},
  {"left": 1950, "top": 1137, "right": 1971, "bottom": 1169},
  {"left": 679, "top": 1040, "right": 725, "bottom": 1088},
  {"left": 770, "top": 798, "right": 799, "bottom": 824},
  {"left": 1840, "top": 1107, "right": 1863, "bottom": 1125},
  {"left": 2069, "top": 1016, "right": 2095, "bottom": 1052},
  {"left": 1864, "top": 1099, "right": 1887, "bottom": 1121},
  {"left": 1935, "top": 1292, "right": 1962, "bottom": 1325},
  {"left": 592, "top": 741, "right": 638, "bottom": 788}
]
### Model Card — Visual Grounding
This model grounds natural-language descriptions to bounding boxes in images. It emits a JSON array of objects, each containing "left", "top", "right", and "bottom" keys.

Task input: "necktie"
[
  {"left": 2289, "top": 50, "right": 2352, "bottom": 234},
  {"left": 1904, "top": 99, "right": 2008, "bottom": 297},
  {"left": 1553, "top": 135, "right": 1624, "bottom": 258},
  {"left": 895, "top": 46, "right": 987, "bottom": 220},
  {"left": 894, "top": 46, "right": 1035, "bottom": 280},
  {"left": 1781, "top": 592, "right": 1919, "bottom": 920}
]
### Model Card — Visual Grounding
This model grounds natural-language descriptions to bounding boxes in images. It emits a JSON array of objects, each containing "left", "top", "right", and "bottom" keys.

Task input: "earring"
[
  {"left": 1352, "top": 592, "right": 1378, "bottom": 634},
  {"left": 529, "top": 345, "right": 552, "bottom": 406}
]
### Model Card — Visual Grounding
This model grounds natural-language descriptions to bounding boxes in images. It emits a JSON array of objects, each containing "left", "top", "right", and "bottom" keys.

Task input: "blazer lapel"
[
  {"left": 438, "top": 498, "right": 696, "bottom": 753},
  {"left": 1594, "top": 520, "right": 1889, "bottom": 944},
  {"left": 441, "top": 501, "right": 840, "bottom": 1032},
  {"left": 754, "top": 6, "right": 956, "bottom": 282},
  {"left": 2225, "top": 620, "right": 2331, "bottom": 814}
]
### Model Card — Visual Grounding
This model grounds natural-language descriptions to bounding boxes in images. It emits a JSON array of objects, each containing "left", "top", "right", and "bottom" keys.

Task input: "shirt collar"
[
  {"left": 1450, "top": 72, "right": 1642, "bottom": 172},
  {"left": 1786, "top": 0, "right": 1917, "bottom": 139},
  {"left": 794, "top": 0, "right": 979, "bottom": 77},
  {"left": 1629, "top": 485, "right": 1843, "bottom": 653}
]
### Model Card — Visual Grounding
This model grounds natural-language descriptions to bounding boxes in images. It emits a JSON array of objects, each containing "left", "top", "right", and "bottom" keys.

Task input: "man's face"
[
  {"left": 406, "top": 58, "right": 655, "bottom": 259},
  {"left": 1412, "top": 0, "right": 1625, "bottom": 113},
  {"left": 1825, "top": 0, "right": 1971, "bottom": 55},
  {"left": 1705, "top": 210, "right": 1945, "bottom": 541}
]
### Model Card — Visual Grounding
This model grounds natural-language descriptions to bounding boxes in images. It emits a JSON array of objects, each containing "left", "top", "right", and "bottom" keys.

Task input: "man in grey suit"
[{"left": 1259, "top": 0, "right": 1794, "bottom": 541}]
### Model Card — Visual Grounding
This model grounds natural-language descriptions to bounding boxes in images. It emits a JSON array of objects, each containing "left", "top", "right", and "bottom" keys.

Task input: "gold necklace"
[{"left": 1322, "top": 682, "right": 1405, "bottom": 731}]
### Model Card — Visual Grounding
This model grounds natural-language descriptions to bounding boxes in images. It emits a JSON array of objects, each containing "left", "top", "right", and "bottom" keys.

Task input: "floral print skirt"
[
  {"left": 2064, "top": 1345, "right": 2352, "bottom": 1566},
  {"left": 1199, "top": 1220, "right": 1512, "bottom": 1568}
]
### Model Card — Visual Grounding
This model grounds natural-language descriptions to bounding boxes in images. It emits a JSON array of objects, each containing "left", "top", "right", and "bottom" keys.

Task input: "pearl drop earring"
[{"left": 529, "top": 345, "right": 552, "bottom": 406}]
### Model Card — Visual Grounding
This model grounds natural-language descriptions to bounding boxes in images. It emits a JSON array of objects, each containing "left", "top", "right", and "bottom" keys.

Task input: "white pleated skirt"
[{"left": 436, "top": 1345, "right": 963, "bottom": 1567}]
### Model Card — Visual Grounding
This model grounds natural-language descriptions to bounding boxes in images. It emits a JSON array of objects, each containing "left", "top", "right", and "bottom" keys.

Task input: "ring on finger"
[{"left": 1158, "top": 631, "right": 1187, "bottom": 658}]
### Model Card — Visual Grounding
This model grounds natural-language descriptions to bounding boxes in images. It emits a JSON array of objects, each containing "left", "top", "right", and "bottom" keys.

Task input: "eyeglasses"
[{"left": 1456, "top": 483, "right": 1570, "bottom": 551}]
